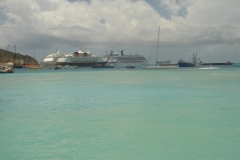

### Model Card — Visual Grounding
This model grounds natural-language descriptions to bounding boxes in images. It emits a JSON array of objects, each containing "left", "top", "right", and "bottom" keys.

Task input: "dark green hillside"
[{"left": 0, "top": 48, "right": 38, "bottom": 65}]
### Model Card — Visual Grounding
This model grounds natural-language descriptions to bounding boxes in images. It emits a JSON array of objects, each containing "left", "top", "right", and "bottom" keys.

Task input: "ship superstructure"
[{"left": 105, "top": 50, "right": 146, "bottom": 68}]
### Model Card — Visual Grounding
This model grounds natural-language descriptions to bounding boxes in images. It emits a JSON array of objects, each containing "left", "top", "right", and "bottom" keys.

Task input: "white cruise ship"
[
  {"left": 56, "top": 49, "right": 108, "bottom": 67},
  {"left": 41, "top": 51, "right": 70, "bottom": 67},
  {"left": 104, "top": 50, "right": 146, "bottom": 68}
]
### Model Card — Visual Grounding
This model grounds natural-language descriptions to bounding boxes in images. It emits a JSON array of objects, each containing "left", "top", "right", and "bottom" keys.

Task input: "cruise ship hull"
[
  {"left": 56, "top": 50, "right": 108, "bottom": 67},
  {"left": 111, "top": 62, "right": 145, "bottom": 68},
  {"left": 56, "top": 61, "right": 107, "bottom": 67}
]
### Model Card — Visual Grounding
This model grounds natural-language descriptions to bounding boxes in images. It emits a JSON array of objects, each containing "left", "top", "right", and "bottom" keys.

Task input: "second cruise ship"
[{"left": 103, "top": 50, "right": 146, "bottom": 68}]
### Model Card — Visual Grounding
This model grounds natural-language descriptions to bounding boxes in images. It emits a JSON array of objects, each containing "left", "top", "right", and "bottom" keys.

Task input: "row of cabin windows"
[
  {"left": 117, "top": 60, "right": 145, "bottom": 63},
  {"left": 73, "top": 60, "right": 98, "bottom": 62}
]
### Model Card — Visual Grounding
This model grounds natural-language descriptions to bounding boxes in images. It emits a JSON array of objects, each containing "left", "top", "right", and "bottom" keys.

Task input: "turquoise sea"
[{"left": 1, "top": 66, "right": 240, "bottom": 159}]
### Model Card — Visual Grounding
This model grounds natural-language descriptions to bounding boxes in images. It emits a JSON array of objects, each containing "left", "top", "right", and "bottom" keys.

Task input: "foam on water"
[
  {"left": 1, "top": 67, "right": 240, "bottom": 159},
  {"left": 199, "top": 67, "right": 219, "bottom": 69}
]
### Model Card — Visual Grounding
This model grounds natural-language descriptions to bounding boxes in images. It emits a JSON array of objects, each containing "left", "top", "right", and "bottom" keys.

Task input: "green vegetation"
[{"left": 0, "top": 48, "right": 38, "bottom": 65}]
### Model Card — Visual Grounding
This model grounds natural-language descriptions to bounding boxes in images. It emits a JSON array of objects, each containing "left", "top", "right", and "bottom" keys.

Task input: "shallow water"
[{"left": 1, "top": 66, "right": 240, "bottom": 159}]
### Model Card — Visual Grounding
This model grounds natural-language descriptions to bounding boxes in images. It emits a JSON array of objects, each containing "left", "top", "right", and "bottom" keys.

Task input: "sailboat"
[{"left": 142, "top": 25, "right": 179, "bottom": 69}]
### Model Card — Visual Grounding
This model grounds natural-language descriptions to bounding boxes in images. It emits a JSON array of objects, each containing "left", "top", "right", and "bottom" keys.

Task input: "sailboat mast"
[
  {"left": 156, "top": 25, "right": 160, "bottom": 66},
  {"left": 14, "top": 45, "right": 16, "bottom": 65},
  {"left": 1, "top": 50, "right": 3, "bottom": 64}
]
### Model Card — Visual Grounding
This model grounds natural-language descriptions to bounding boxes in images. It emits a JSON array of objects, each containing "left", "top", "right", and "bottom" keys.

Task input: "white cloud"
[
  {"left": 0, "top": 0, "right": 162, "bottom": 48},
  {"left": 157, "top": 0, "right": 240, "bottom": 44},
  {"left": 0, "top": 0, "right": 240, "bottom": 62}
]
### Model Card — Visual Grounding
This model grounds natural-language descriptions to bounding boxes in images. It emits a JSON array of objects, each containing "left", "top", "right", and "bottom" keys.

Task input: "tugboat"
[
  {"left": 178, "top": 60, "right": 195, "bottom": 67},
  {"left": 178, "top": 53, "right": 202, "bottom": 67}
]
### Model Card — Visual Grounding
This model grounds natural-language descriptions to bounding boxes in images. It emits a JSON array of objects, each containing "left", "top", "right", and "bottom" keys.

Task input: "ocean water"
[{"left": 1, "top": 66, "right": 240, "bottom": 159}]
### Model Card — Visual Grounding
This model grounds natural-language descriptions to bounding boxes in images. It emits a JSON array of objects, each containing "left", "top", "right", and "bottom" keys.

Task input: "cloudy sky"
[{"left": 0, "top": 0, "right": 240, "bottom": 63}]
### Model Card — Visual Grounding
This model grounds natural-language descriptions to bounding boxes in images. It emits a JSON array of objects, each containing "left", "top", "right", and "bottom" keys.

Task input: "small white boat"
[
  {"left": 28, "top": 65, "right": 43, "bottom": 70},
  {"left": 125, "top": 65, "right": 135, "bottom": 69},
  {"left": 54, "top": 65, "right": 72, "bottom": 69},
  {"left": 0, "top": 65, "right": 14, "bottom": 73}
]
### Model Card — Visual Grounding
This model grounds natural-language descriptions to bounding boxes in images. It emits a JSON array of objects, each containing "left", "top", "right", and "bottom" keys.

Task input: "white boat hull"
[{"left": 142, "top": 65, "right": 179, "bottom": 69}]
